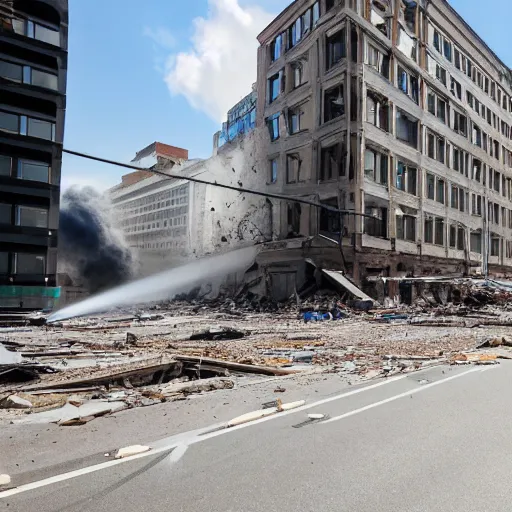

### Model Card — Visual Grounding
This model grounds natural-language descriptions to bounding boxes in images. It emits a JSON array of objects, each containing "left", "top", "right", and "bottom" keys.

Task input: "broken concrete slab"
[
  {"left": 0, "top": 394, "right": 33, "bottom": 409},
  {"left": 159, "top": 377, "right": 234, "bottom": 396},
  {"left": 321, "top": 269, "right": 374, "bottom": 304},
  {"left": 189, "top": 327, "right": 245, "bottom": 341}
]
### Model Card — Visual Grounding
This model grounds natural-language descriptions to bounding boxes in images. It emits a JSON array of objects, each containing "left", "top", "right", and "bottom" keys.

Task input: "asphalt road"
[{"left": 2, "top": 362, "right": 511, "bottom": 511}]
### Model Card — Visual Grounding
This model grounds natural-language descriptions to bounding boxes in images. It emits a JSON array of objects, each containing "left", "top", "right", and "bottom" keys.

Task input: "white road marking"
[
  {"left": 323, "top": 366, "right": 490, "bottom": 424},
  {"left": 168, "top": 444, "right": 188, "bottom": 464},
  {"left": 0, "top": 367, "right": 487, "bottom": 499}
]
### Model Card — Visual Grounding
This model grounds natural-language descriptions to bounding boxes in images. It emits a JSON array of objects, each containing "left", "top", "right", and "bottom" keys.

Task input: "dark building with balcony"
[{"left": 0, "top": 0, "right": 67, "bottom": 310}]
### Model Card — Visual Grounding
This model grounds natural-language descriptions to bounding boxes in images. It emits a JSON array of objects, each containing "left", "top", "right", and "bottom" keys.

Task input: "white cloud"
[{"left": 162, "top": 0, "right": 275, "bottom": 122}]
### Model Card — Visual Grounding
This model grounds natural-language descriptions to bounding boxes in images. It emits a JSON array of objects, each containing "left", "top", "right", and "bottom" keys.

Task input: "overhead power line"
[{"left": 63, "top": 148, "right": 369, "bottom": 217}]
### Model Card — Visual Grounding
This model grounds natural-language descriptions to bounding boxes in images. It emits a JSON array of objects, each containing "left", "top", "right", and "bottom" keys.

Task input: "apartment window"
[
  {"left": 28, "top": 68, "right": 58, "bottom": 90},
  {"left": 472, "top": 123, "right": 482, "bottom": 147},
  {"left": 494, "top": 170, "right": 501, "bottom": 193},
  {"left": 366, "top": 91, "right": 389, "bottom": 131},
  {"left": 267, "top": 113, "right": 280, "bottom": 141},
  {"left": 270, "top": 158, "right": 278, "bottom": 183},
  {"left": 15, "top": 253, "right": 45, "bottom": 274},
  {"left": 452, "top": 146, "right": 467, "bottom": 175},
  {"left": 424, "top": 217, "right": 433, "bottom": 243},
  {"left": 396, "top": 214, "right": 416, "bottom": 242},
  {"left": 450, "top": 77, "right": 462, "bottom": 100},
  {"left": 313, "top": 2, "right": 320, "bottom": 24},
  {"left": 0, "top": 251, "right": 8, "bottom": 273},
  {"left": 396, "top": 109, "right": 418, "bottom": 147},
  {"left": 364, "top": 148, "right": 388, "bottom": 185},
  {"left": 326, "top": 28, "right": 346, "bottom": 70},
  {"left": 452, "top": 111, "right": 467, "bottom": 136},
  {"left": 288, "top": 105, "right": 304, "bottom": 134},
  {"left": 270, "top": 34, "right": 283, "bottom": 62},
  {"left": 286, "top": 153, "right": 301, "bottom": 183},
  {"left": 27, "top": 118, "right": 55, "bottom": 141},
  {"left": 268, "top": 70, "right": 284, "bottom": 103},
  {"left": 292, "top": 61, "right": 305, "bottom": 88},
  {"left": 426, "top": 173, "right": 435, "bottom": 200},
  {"left": 449, "top": 224, "right": 456, "bottom": 248},
  {"left": 366, "top": 44, "right": 390, "bottom": 79},
  {"left": 443, "top": 39, "right": 452, "bottom": 61},
  {"left": 434, "top": 218, "right": 445, "bottom": 245},
  {"left": 457, "top": 227, "right": 465, "bottom": 250},
  {"left": 492, "top": 139, "right": 500, "bottom": 161},
  {"left": 471, "top": 194, "right": 482, "bottom": 216},
  {"left": 396, "top": 161, "right": 417, "bottom": 195},
  {"left": 472, "top": 159, "right": 482, "bottom": 182},
  {"left": 0, "top": 155, "right": 11, "bottom": 176},
  {"left": 436, "top": 179, "right": 445, "bottom": 204},
  {"left": 491, "top": 236, "right": 500, "bottom": 256},
  {"left": 0, "top": 111, "right": 19, "bottom": 134},
  {"left": 364, "top": 206, "right": 387, "bottom": 238},
  {"left": 18, "top": 160, "right": 50, "bottom": 183},
  {"left": 451, "top": 185, "right": 459, "bottom": 209},
  {"left": 289, "top": 17, "right": 303, "bottom": 48},
  {"left": 324, "top": 84, "right": 345, "bottom": 122},
  {"left": 326, "top": 0, "right": 335, "bottom": 10},
  {"left": 470, "top": 231, "right": 482, "bottom": 253},
  {"left": 397, "top": 65, "right": 419, "bottom": 104},
  {"left": 0, "top": 59, "right": 22, "bottom": 82},
  {"left": 301, "top": 8, "right": 312, "bottom": 37},
  {"left": 320, "top": 143, "right": 344, "bottom": 181},
  {"left": 0, "top": 203, "right": 12, "bottom": 224},
  {"left": 426, "top": 131, "right": 446, "bottom": 164},
  {"left": 427, "top": 91, "right": 447, "bottom": 124}
]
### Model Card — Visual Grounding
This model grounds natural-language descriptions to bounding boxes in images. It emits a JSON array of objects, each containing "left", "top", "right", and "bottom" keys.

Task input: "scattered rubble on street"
[{"left": 1, "top": 277, "right": 512, "bottom": 425}]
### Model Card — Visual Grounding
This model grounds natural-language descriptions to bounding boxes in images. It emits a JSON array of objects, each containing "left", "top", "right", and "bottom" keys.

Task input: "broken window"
[
  {"left": 453, "top": 110, "right": 467, "bottom": 136},
  {"left": 370, "top": 0, "right": 390, "bottom": 38},
  {"left": 266, "top": 113, "right": 280, "bottom": 141},
  {"left": 320, "top": 143, "right": 344, "bottom": 181},
  {"left": 366, "top": 43, "right": 390, "bottom": 79},
  {"left": 434, "top": 217, "right": 445, "bottom": 246},
  {"left": 287, "top": 202, "right": 302, "bottom": 236},
  {"left": 288, "top": 105, "right": 304, "bottom": 134},
  {"left": 450, "top": 77, "right": 462, "bottom": 100},
  {"left": 396, "top": 161, "right": 416, "bottom": 195},
  {"left": 326, "top": 28, "right": 346, "bottom": 70},
  {"left": 292, "top": 61, "right": 305, "bottom": 88},
  {"left": 324, "top": 84, "right": 345, "bottom": 122},
  {"left": 270, "top": 158, "right": 278, "bottom": 183},
  {"left": 491, "top": 235, "right": 500, "bottom": 256},
  {"left": 286, "top": 153, "right": 301, "bottom": 183},
  {"left": 268, "top": 70, "right": 284, "bottom": 104},
  {"left": 457, "top": 227, "right": 465, "bottom": 250},
  {"left": 449, "top": 224, "right": 456, "bottom": 248},
  {"left": 396, "top": 213, "right": 416, "bottom": 242},
  {"left": 424, "top": 217, "right": 433, "bottom": 244},
  {"left": 401, "top": 0, "right": 417, "bottom": 33},
  {"left": 366, "top": 90, "right": 389, "bottom": 131},
  {"left": 472, "top": 159, "right": 482, "bottom": 182},
  {"left": 364, "top": 147, "right": 388, "bottom": 185},
  {"left": 472, "top": 123, "right": 482, "bottom": 147},
  {"left": 470, "top": 231, "right": 482, "bottom": 253},
  {"left": 301, "top": 8, "right": 312, "bottom": 36},
  {"left": 397, "top": 26, "right": 417, "bottom": 62},
  {"left": 364, "top": 205, "right": 388, "bottom": 238},
  {"left": 396, "top": 109, "right": 418, "bottom": 148},
  {"left": 397, "top": 65, "right": 418, "bottom": 104}
]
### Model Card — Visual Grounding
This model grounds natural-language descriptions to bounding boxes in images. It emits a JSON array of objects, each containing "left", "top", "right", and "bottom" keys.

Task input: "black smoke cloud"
[{"left": 59, "top": 187, "right": 135, "bottom": 293}]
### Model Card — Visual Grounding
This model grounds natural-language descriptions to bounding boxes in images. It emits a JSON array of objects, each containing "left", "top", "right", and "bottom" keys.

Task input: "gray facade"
[
  {"left": 0, "top": 0, "right": 68, "bottom": 309},
  {"left": 257, "top": 0, "right": 512, "bottom": 291}
]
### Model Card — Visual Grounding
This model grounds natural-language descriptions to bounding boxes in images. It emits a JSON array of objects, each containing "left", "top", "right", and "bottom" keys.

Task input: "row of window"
[
  {"left": 10, "top": 17, "right": 60, "bottom": 46},
  {"left": 0, "top": 252, "right": 46, "bottom": 275},
  {"left": 0, "top": 110, "right": 55, "bottom": 141},
  {"left": 0, "top": 155, "right": 51, "bottom": 183},
  {"left": 124, "top": 226, "right": 187, "bottom": 242},
  {"left": 0, "top": 203, "right": 49, "bottom": 228},
  {"left": 0, "top": 59, "right": 58, "bottom": 91},
  {"left": 120, "top": 206, "right": 188, "bottom": 227},
  {"left": 127, "top": 240, "right": 187, "bottom": 251},
  {"left": 432, "top": 26, "right": 512, "bottom": 115},
  {"left": 122, "top": 216, "right": 188, "bottom": 233}
]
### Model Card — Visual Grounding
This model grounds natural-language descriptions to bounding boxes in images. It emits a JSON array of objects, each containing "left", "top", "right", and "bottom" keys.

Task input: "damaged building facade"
[
  {"left": 110, "top": 92, "right": 272, "bottom": 279},
  {"left": 255, "top": 0, "right": 512, "bottom": 300},
  {"left": 0, "top": 0, "right": 68, "bottom": 309}
]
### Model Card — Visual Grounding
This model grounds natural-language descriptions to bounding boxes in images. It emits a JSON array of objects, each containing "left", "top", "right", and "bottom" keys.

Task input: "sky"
[{"left": 62, "top": 0, "right": 511, "bottom": 192}]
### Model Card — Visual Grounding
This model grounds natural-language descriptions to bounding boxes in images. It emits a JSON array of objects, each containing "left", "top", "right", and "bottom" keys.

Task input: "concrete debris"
[
  {"left": 307, "top": 413, "right": 325, "bottom": 420},
  {"left": 0, "top": 474, "right": 11, "bottom": 487},
  {"left": 159, "top": 377, "right": 234, "bottom": 397},
  {"left": 115, "top": 445, "right": 151, "bottom": 459},
  {"left": 0, "top": 394, "right": 33, "bottom": 409},
  {"left": 227, "top": 399, "right": 305, "bottom": 427}
]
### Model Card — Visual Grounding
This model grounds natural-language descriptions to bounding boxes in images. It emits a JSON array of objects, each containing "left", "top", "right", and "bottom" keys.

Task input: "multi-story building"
[
  {"left": 0, "top": 0, "right": 68, "bottom": 309},
  {"left": 110, "top": 92, "right": 271, "bottom": 279},
  {"left": 256, "top": 0, "right": 512, "bottom": 293}
]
